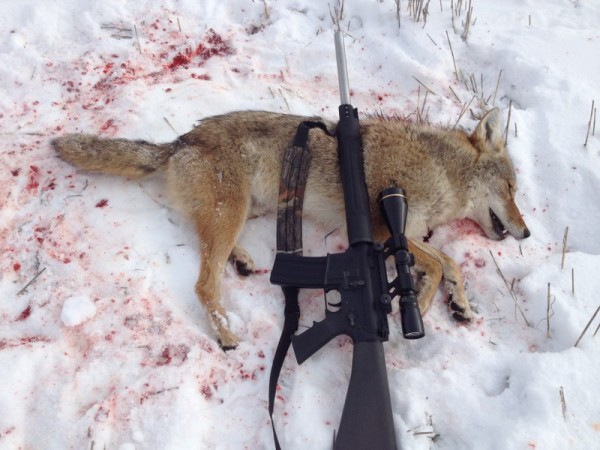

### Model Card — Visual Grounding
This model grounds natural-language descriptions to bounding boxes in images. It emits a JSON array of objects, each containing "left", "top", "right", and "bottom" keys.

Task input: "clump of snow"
[{"left": 61, "top": 295, "right": 97, "bottom": 327}]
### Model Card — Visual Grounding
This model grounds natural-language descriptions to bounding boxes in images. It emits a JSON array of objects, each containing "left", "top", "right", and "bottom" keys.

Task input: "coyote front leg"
[{"left": 409, "top": 239, "right": 473, "bottom": 322}]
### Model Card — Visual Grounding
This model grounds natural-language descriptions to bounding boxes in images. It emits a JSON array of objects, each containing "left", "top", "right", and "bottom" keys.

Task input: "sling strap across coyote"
[{"left": 268, "top": 120, "right": 331, "bottom": 449}]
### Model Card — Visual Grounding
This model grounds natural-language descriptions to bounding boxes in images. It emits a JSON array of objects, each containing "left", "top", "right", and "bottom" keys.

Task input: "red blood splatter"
[
  {"left": 168, "top": 52, "right": 192, "bottom": 69},
  {"left": 13, "top": 262, "right": 21, "bottom": 272},
  {"left": 99, "top": 119, "right": 116, "bottom": 133},
  {"left": 200, "top": 385, "right": 213, "bottom": 399},
  {"left": 26, "top": 165, "right": 40, "bottom": 192},
  {"left": 95, "top": 199, "right": 109, "bottom": 208},
  {"left": 16, "top": 306, "right": 32, "bottom": 321},
  {"left": 11, "top": 168, "right": 20, "bottom": 176},
  {"left": 166, "top": 29, "right": 233, "bottom": 70},
  {"left": 190, "top": 73, "right": 211, "bottom": 80},
  {"left": 156, "top": 344, "right": 190, "bottom": 366},
  {"left": 157, "top": 347, "right": 173, "bottom": 366}
]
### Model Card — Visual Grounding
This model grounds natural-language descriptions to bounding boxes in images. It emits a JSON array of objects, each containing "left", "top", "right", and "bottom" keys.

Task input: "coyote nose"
[{"left": 523, "top": 227, "right": 531, "bottom": 238}]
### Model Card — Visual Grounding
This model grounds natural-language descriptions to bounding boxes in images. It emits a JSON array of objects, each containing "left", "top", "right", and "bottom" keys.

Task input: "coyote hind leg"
[{"left": 193, "top": 201, "right": 250, "bottom": 350}]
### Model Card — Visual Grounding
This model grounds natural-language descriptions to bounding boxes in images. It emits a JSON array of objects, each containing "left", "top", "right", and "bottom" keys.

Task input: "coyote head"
[{"left": 467, "top": 109, "right": 530, "bottom": 241}]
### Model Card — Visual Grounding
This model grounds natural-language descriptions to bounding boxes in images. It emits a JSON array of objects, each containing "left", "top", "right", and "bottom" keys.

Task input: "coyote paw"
[
  {"left": 230, "top": 246, "right": 255, "bottom": 277},
  {"left": 217, "top": 330, "right": 240, "bottom": 352},
  {"left": 448, "top": 295, "right": 474, "bottom": 323},
  {"left": 218, "top": 339, "right": 239, "bottom": 352}
]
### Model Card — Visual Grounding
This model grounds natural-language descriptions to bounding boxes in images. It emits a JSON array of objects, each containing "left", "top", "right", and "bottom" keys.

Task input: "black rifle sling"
[{"left": 269, "top": 120, "right": 329, "bottom": 449}]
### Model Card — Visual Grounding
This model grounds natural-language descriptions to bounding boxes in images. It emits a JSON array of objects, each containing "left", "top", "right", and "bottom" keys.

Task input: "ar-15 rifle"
[{"left": 270, "top": 30, "right": 425, "bottom": 449}]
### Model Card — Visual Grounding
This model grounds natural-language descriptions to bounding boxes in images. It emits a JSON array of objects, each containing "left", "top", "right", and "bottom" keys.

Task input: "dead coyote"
[{"left": 52, "top": 108, "right": 530, "bottom": 349}]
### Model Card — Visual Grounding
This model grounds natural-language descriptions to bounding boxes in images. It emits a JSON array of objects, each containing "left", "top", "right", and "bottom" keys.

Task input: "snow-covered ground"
[{"left": 1, "top": 0, "right": 600, "bottom": 449}]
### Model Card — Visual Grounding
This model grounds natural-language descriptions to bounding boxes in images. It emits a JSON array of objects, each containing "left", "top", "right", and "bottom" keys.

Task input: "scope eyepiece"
[{"left": 399, "top": 294, "right": 425, "bottom": 339}]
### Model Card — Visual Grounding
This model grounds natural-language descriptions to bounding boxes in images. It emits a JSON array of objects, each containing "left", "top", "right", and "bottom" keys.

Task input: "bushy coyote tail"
[{"left": 52, "top": 134, "right": 177, "bottom": 179}]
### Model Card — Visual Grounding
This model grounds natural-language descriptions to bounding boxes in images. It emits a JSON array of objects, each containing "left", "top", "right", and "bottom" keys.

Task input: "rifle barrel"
[{"left": 335, "top": 31, "right": 351, "bottom": 106}]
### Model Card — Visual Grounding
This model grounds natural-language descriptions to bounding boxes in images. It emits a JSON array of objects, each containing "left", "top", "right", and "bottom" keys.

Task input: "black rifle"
[{"left": 270, "top": 31, "right": 425, "bottom": 450}]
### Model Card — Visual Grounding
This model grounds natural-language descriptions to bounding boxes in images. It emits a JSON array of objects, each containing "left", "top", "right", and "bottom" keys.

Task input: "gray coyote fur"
[{"left": 52, "top": 108, "right": 530, "bottom": 349}]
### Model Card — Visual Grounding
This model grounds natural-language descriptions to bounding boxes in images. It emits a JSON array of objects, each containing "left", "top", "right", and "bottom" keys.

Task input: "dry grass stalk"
[
  {"left": 449, "top": 85, "right": 461, "bottom": 103},
  {"left": 163, "top": 117, "right": 178, "bottom": 136},
  {"left": 492, "top": 70, "right": 502, "bottom": 106},
  {"left": 412, "top": 76, "right": 436, "bottom": 96},
  {"left": 17, "top": 267, "right": 47, "bottom": 296},
  {"left": 561, "top": 226, "right": 569, "bottom": 270},
  {"left": 134, "top": 24, "right": 142, "bottom": 53},
  {"left": 489, "top": 251, "right": 530, "bottom": 326},
  {"left": 584, "top": 99, "right": 596, "bottom": 147},
  {"left": 546, "top": 283, "right": 554, "bottom": 338},
  {"left": 101, "top": 23, "right": 133, "bottom": 40},
  {"left": 504, "top": 100, "right": 513, "bottom": 145},
  {"left": 279, "top": 88, "right": 291, "bottom": 112},
  {"left": 445, "top": 30, "right": 460, "bottom": 82},
  {"left": 394, "top": 0, "right": 401, "bottom": 28},
  {"left": 559, "top": 386, "right": 567, "bottom": 420},
  {"left": 330, "top": 0, "right": 345, "bottom": 29},
  {"left": 408, "top": 0, "right": 430, "bottom": 23},
  {"left": 460, "top": 0, "right": 474, "bottom": 41},
  {"left": 453, "top": 95, "right": 475, "bottom": 129},
  {"left": 412, "top": 86, "right": 430, "bottom": 125},
  {"left": 574, "top": 304, "right": 600, "bottom": 347}
]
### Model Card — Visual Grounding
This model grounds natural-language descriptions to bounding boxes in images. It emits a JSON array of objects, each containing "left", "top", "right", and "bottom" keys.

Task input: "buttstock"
[{"left": 334, "top": 341, "right": 397, "bottom": 450}]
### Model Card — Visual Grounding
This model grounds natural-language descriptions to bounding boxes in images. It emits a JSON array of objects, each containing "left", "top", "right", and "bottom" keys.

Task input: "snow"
[
  {"left": 60, "top": 295, "right": 97, "bottom": 327},
  {"left": 1, "top": 0, "right": 600, "bottom": 449}
]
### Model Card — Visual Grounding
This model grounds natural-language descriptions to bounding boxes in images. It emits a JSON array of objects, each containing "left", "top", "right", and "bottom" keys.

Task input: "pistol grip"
[{"left": 291, "top": 313, "right": 347, "bottom": 364}]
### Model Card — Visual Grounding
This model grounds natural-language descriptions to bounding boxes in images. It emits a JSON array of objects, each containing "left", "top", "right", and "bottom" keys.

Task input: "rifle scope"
[{"left": 378, "top": 187, "right": 425, "bottom": 339}]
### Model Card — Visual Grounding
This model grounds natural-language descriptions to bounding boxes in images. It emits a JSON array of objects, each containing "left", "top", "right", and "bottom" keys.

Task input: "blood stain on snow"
[
  {"left": 95, "top": 199, "right": 109, "bottom": 208},
  {"left": 26, "top": 165, "right": 40, "bottom": 192},
  {"left": 155, "top": 344, "right": 190, "bottom": 366},
  {"left": 166, "top": 29, "right": 234, "bottom": 70},
  {"left": 451, "top": 218, "right": 486, "bottom": 237},
  {"left": 99, "top": 119, "right": 117, "bottom": 133},
  {"left": 0, "top": 336, "right": 51, "bottom": 350},
  {"left": 16, "top": 305, "right": 32, "bottom": 321},
  {"left": 200, "top": 384, "right": 213, "bottom": 399}
]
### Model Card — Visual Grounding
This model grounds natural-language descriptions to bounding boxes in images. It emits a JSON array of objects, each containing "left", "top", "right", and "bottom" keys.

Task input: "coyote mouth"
[{"left": 490, "top": 209, "right": 508, "bottom": 239}]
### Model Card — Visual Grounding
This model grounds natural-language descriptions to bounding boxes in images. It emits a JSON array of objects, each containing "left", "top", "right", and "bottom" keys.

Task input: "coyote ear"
[{"left": 471, "top": 108, "right": 504, "bottom": 153}]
